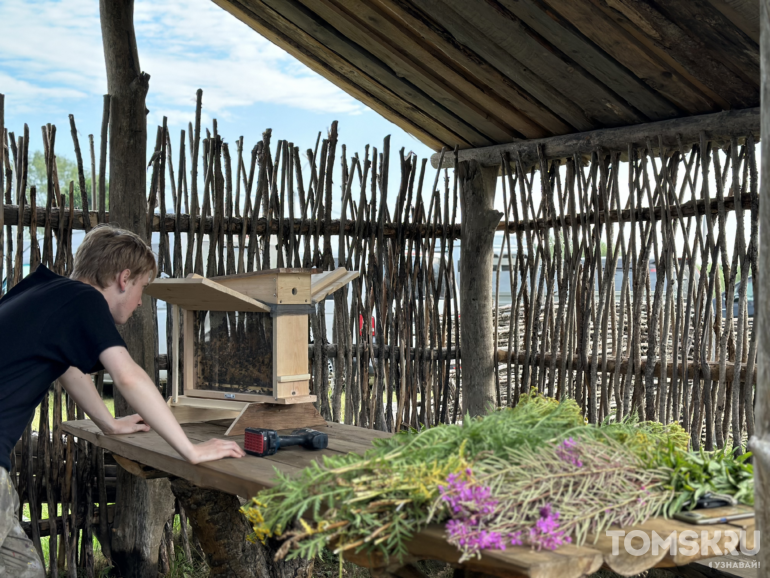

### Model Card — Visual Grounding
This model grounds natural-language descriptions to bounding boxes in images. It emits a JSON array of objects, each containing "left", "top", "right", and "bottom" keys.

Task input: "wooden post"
[
  {"left": 100, "top": 1, "right": 175, "bottom": 575},
  {"left": 752, "top": 0, "right": 770, "bottom": 570},
  {"left": 459, "top": 160, "right": 502, "bottom": 417},
  {"left": 99, "top": 0, "right": 156, "bottom": 409}
]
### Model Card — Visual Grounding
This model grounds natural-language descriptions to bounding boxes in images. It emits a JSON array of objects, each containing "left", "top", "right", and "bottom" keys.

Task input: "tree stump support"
[
  {"left": 169, "top": 477, "right": 314, "bottom": 578},
  {"left": 459, "top": 160, "right": 502, "bottom": 417}
]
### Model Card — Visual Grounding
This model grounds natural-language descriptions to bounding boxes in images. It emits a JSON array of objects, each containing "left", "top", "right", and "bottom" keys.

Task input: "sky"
[{"left": 0, "top": 0, "right": 437, "bottom": 219}]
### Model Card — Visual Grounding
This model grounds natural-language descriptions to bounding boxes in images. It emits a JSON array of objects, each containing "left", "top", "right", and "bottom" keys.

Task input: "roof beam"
[{"left": 431, "top": 107, "right": 759, "bottom": 169}]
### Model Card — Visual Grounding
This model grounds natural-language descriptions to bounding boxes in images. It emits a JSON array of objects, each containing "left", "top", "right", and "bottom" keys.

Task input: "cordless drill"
[{"left": 244, "top": 427, "right": 328, "bottom": 457}]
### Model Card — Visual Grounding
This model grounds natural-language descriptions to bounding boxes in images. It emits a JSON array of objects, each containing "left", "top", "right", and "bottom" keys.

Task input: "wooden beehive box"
[{"left": 144, "top": 267, "right": 358, "bottom": 434}]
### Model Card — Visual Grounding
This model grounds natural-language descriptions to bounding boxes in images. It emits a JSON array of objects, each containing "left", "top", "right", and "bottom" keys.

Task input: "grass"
[
  {"left": 313, "top": 555, "right": 454, "bottom": 578},
  {"left": 25, "top": 525, "right": 689, "bottom": 578}
]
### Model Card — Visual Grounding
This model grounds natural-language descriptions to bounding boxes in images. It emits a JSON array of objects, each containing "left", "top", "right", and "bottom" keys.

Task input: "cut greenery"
[{"left": 241, "top": 391, "right": 753, "bottom": 563}]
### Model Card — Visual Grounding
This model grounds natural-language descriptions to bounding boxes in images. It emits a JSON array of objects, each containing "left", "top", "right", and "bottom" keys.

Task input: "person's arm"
[
  {"left": 58, "top": 367, "right": 150, "bottom": 435},
  {"left": 63, "top": 345, "right": 244, "bottom": 465}
]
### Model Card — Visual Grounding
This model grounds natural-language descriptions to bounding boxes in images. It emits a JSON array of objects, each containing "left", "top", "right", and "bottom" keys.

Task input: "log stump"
[{"left": 169, "top": 477, "right": 313, "bottom": 578}]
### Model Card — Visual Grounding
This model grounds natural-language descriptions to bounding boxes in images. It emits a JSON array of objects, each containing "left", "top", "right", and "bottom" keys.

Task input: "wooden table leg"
[{"left": 169, "top": 477, "right": 313, "bottom": 577}]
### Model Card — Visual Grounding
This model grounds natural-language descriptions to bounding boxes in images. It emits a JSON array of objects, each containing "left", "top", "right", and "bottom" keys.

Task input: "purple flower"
[
  {"left": 528, "top": 503, "right": 571, "bottom": 551},
  {"left": 441, "top": 469, "right": 521, "bottom": 557},
  {"left": 555, "top": 438, "right": 583, "bottom": 468},
  {"left": 439, "top": 473, "right": 498, "bottom": 518},
  {"left": 445, "top": 519, "right": 517, "bottom": 555}
]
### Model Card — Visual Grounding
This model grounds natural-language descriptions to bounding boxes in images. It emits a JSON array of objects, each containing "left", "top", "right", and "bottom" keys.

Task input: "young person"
[{"left": 0, "top": 225, "right": 244, "bottom": 576}]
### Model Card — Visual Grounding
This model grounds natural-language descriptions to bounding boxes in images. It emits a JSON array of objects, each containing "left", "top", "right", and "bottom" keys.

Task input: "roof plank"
[
  {"left": 321, "top": 0, "right": 559, "bottom": 139},
  {"left": 644, "top": 0, "right": 759, "bottom": 91},
  {"left": 582, "top": 0, "right": 755, "bottom": 110},
  {"left": 440, "top": 0, "right": 647, "bottom": 127},
  {"left": 374, "top": 0, "right": 573, "bottom": 136},
  {"left": 259, "top": 0, "right": 496, "bottom": 147},
  {"left": 496, "top": 0, "right": 681, "bottom": 121},
  {"left": 541, "top": 0, "right": 720, "bottom": 113},
  {"left": 599, "top": 0, "right": 757, "bottom": 108},
  {"left": 214, "top": 0, "right": 457, "bottom": 149},
  {"left": 298, "top": 0, "right": 525, "bottom": 141},
  {"left": 706, "top": 0, "right": 759, "bottom": 43},
  {"left": 411, "top": 0, "right": 597, "bottom": 131}
]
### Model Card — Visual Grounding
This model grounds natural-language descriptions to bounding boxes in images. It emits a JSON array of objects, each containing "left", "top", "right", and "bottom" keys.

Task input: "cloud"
[
  {"left": 0, "top": 0, "right": 364, "bottom": 120},
  {"left": 0, "top": 72, "right": 87, "bottom": 116}
]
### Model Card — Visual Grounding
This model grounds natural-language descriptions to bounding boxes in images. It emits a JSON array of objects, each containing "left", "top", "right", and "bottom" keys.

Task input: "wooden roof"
[
  {"left": 144, "top": 276, "right": 272, "bottom": 312},
  {"left": 144, "top": 269, "right": 360, "bottom": 309},
  {"left": 212, "top": 0, "right": 759, "bottom": 151}
]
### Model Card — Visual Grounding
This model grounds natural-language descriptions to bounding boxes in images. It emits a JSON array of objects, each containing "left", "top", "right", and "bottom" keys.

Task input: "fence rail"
[{"left": 3, "top": 191, "right": 754, "bottom": 237}]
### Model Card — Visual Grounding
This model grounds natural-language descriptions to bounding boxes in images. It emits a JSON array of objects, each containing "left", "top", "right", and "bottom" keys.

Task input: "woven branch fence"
[{"left": 0, "top": 90, "right": 759, "bottom": 575}]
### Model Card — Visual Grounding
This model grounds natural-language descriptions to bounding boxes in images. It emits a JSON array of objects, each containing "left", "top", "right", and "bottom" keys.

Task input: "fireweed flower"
[
  {"left": 439, "top": 473, "right": 498, "bottom": 516},
  {"left": 441, "top": 475, "right": 571, "bottom": 558},
  {"left": 446, "top": 520, "right": 506, "bottom": 551},
  {"left": 528, "top": 504, "right": 571, "bottom": 551},
  {"left": 555, "top": 437, "right": 583, "bottom": 467},
  {"left": 440, "top": 470, "right": 521, "bottom": 559}
]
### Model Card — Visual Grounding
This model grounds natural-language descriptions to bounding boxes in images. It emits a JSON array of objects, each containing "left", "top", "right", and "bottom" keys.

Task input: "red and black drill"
[{"left": 244, "top": 427, "right": 328, "bottom": 457}]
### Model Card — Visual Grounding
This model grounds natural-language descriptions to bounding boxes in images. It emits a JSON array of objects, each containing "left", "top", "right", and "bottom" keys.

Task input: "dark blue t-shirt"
[{"left": 0, "top": 266, "right": 126, "bottom": 471}]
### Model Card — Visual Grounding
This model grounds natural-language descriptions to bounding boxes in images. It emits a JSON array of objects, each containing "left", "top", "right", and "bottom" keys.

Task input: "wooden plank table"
[{"left": 62, "top": 420, "right": 756, "bottom": 578}]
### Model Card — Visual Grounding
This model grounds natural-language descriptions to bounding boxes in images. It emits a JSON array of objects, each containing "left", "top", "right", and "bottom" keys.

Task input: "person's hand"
[
  {"left": 185, "top": 438, "right": 246, "bottom": 464},
  {"left": 104, "top": 414, "right": 151, "bottom": 435}
]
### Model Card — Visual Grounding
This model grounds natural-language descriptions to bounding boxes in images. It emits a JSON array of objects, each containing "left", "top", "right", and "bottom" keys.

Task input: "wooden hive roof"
[
  {"left": 211, "top": 0, "right": 759, "bottom": 151},
  {"left": 143, "top": 268, "right": 360, "bottom": 309}
]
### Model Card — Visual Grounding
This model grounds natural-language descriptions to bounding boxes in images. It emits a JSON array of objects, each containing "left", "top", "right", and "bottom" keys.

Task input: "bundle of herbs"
[
  {"left": 657, "top": 445, "right": 754, "bottom": 515},
  {"left": 435, "top": 437, "right": 672, "bottom": 561},
  {"left": 241, "top": 392, "right": 752, "bottom": 563}
]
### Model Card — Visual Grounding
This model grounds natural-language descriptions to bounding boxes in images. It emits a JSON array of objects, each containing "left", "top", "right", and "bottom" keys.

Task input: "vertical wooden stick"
[
  {"left": 99, "top": 95, "right": 110, "bottom": 222},
  {"left": 172, "top": 304, "right": 180, "bottom": 403}
]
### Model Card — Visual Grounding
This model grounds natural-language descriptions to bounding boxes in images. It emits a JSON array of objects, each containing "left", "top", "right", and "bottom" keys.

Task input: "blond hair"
[{"left": 71, "top": 224, "right": 157, "bottom": 288}]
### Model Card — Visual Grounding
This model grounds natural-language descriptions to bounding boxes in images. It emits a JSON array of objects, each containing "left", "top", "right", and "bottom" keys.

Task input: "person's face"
[{"left": 113, "top": 270, "right": 151, "bottom": 325}]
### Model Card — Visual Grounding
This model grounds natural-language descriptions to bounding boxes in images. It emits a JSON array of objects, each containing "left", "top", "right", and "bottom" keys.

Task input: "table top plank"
[
  {"left": 61, "top": 421, "right": 282, "bottom": 497},
  {"left": 61, "top": 419, "right": 374, "bottom": 498}
]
